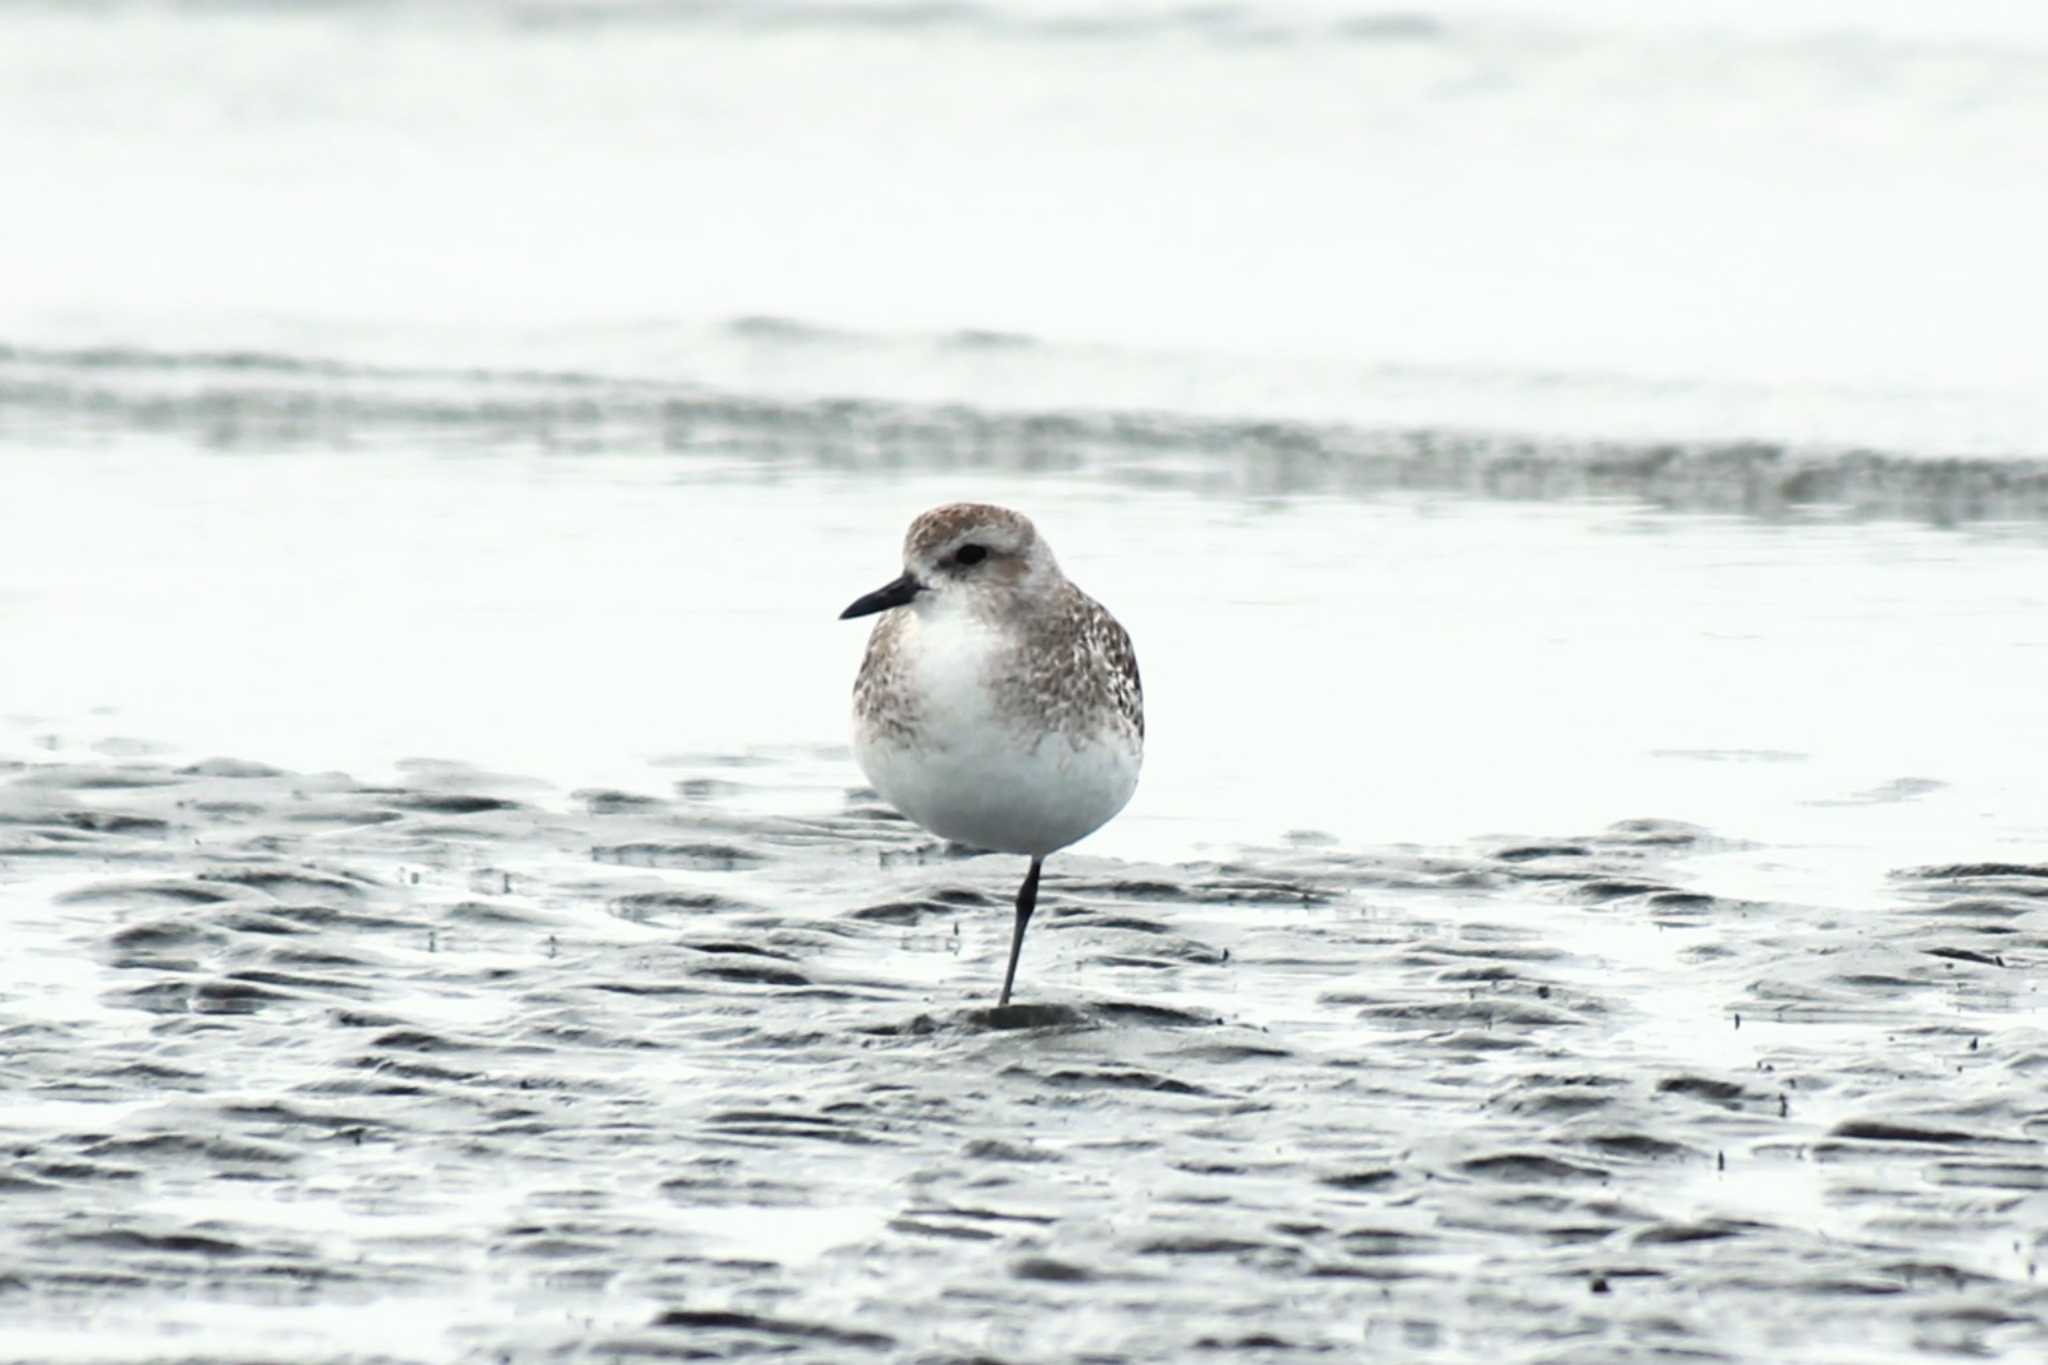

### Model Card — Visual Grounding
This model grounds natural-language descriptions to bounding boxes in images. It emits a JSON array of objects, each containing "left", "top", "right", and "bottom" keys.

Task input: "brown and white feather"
[{"left": 846, "top": 502, "right": 1143, "bottom": 859}]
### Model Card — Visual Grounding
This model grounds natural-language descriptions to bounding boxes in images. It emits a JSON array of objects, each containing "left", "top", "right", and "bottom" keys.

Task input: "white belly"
[{"left": 853, "top": 614, "right": 1141, "bottom": 858}]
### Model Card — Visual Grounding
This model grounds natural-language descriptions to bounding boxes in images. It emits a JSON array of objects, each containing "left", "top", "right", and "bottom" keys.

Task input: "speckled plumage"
[
  {"left": 853, "top": 503, "right": 1142, "bottom": 761},
  {"left": 840, "top": 503, "right": 1144, "bottom": 1004},
  {"left": 988, "top": 581, "right": 1144, "bottom": 747},
  {"left": 855, "top": 576, "right": 1143, "bottom": 752}
]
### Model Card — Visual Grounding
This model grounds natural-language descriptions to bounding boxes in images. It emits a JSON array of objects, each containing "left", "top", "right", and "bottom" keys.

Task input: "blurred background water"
[
  {"left": 4, "top": 2, "right": 2048, "bottom": 1362},
  {"left": 6, "top": 0, "right": 2048, "bottom": 450}
]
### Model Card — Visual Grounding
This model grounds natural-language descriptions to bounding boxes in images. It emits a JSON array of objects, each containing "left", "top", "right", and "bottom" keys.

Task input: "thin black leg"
[{"left": 997, "top": 856, "right": 1044, "bottom": 1007}]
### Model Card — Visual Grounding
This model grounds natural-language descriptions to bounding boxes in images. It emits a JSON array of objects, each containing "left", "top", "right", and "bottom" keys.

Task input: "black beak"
[{"left": 839, "top": 571, "right": 924, "bottom": 620}]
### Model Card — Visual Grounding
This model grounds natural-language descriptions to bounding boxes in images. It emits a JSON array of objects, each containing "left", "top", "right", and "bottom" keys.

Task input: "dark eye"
[{"left": 954, "top": 544, "right": 988, "bottom": 566}]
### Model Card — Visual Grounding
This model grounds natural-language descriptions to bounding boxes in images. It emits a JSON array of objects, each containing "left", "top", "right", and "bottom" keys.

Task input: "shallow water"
[{"left": 7, "top": 439, "right": 2048, "bottom": 880}]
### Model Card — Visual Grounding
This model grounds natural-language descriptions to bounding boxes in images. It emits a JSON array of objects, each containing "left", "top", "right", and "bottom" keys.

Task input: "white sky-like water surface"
[{"left": 7, "top": 449, "right": 2044, "bottom": 911}]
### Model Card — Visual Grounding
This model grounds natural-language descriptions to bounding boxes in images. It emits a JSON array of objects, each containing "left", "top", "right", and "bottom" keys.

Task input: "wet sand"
[
  {"left": 3, "top": 745, "right": 2044, "bottom": 1362},
  {"left": 5, "top": 437, "right": 2047, "bottom": 1360}
]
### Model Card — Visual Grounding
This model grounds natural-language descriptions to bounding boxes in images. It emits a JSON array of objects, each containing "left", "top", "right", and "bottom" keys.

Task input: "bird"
[{"left": 840, "top": 502, "right": 1143, "bottom": 1006}]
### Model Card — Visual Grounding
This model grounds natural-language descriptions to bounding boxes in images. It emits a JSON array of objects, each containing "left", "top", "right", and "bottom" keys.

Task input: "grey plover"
[{"left": 840, "top": 503, "right": 1144, "bottom": 1005}]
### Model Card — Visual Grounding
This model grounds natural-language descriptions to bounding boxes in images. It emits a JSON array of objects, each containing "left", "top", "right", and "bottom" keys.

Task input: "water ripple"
[{"left": 1, "top": 752, "right": 2045, "bottom": 1359}]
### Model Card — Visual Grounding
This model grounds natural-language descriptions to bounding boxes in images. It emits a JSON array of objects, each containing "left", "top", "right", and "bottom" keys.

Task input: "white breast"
[{"left": 853, "top": 607, "right": 1141, "bottom": 858}]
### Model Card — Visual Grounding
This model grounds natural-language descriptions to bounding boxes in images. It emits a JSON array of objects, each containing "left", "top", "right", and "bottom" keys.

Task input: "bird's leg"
[{"left": 997, "top": 856, "right": 1045, "bottom": 1007}]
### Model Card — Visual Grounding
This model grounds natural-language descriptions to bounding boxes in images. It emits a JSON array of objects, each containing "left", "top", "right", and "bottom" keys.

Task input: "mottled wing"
[
  {"left": 999, "top": 585, "right": 1143, "bottom": 747},
  {"left": 1085, "top": 596, "right": 1145, "bottom": 743}
]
